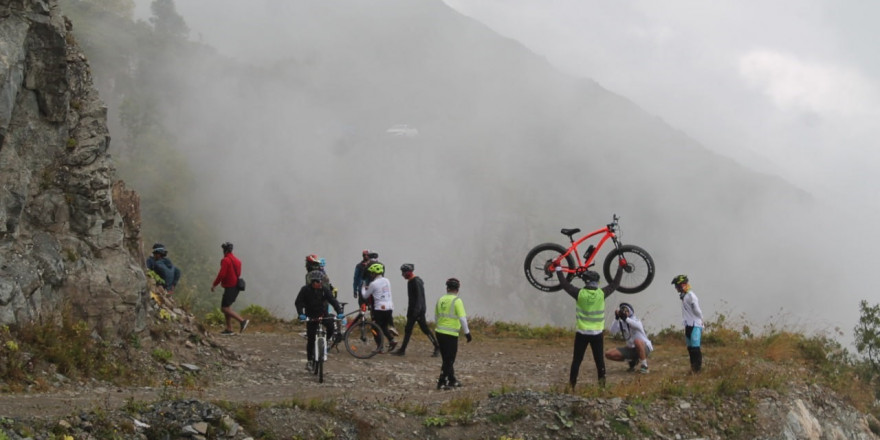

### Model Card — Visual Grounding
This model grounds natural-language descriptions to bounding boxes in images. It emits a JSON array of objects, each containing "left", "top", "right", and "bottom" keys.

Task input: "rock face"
[{"left": 0, "top": 0, "right": 147, "bottom": 336}]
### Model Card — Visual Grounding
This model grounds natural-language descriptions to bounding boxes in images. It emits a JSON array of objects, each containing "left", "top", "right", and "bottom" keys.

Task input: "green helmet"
[
  {"left": 671, "top": 274, "right": 689, "bottom": 285},
  {"left": 367, "top": 263, "right": 385, "bottom": 275}
]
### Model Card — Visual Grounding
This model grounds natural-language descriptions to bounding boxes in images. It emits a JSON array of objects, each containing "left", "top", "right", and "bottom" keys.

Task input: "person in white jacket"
[
  {"left": 605, "top": 302, "right": 653, "bottom": 373},
  {"left": 673, "top": 274, "right": 703, "bottom": 373}
]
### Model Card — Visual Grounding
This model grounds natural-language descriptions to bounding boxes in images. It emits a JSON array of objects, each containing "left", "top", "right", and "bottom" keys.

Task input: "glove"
[
  {"left": 614, "top": 310, "right": 621, "bottom": 319},
  {"left": 465, "top": 333, "right": 472, "bottom": 343},
  {"left": 298, "top": 314, "right": 307, "bottom": 321},
  {"left": 337, "top": 313, "right": 344, "bottom": 320}
]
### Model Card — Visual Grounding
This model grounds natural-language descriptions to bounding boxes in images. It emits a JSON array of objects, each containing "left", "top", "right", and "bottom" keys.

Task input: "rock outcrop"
[{"left": 0, "top": 0, "right": 146, "bottom": 337}]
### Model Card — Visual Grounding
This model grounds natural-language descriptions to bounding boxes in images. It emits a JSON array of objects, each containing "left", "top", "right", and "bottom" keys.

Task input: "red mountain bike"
[{"left": 524, "top": 214, "right": 655, "bottom": 293}]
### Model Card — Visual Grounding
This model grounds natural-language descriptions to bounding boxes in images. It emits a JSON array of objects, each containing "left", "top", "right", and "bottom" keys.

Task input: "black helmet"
[
  {"left": 221, "top": 242, "right": 234, "bottom": 253},
  {"left": 671, "top": 274, "right": 689, "bottom": 285},
  {"left": 400, "top": 263, "right": 414, "bottom": 272},
  {"left": 446, "top": 278, "right": 460, "bottom": 290},
  {"left": 579, "top": 270, "right": 600, "bottom": 283},
  {"left": 152, "top": 243, "right": 164, "bottom": 250},
  {"left": 368, "top": 252, "right": 379, "bottom": 259},
  {"left": 308, "top": 270, "right": 324, "bottom": 282}
]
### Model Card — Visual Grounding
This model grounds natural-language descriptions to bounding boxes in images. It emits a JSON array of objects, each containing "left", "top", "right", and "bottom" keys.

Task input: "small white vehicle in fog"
[{"left": 385, "top": 124, "right": 419, "bottom": 138}]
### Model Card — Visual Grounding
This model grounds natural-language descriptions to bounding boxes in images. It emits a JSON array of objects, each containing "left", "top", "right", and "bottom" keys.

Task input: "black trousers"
[
  {"left": 373, "top": 309, "right": 396, "bottom": 343},
  {"left": 399, "top": 314, "right": 438, "bottom": 351},
  {"left": 570, "top": 332, "right": 605, "bottom": 386},
  {"left": 436, "top": 332, "right": 459, "bottom": 382}
]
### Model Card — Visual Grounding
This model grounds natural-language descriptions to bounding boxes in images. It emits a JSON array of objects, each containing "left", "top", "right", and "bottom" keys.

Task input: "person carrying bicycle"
[
  {"left": 605, "top": 302, "right": 653, "bottom": 373},
  {"left": 296, "top": 270, "right": 344, "bottom": 370},
  {"left": 672, "top": 274, "right": 703, "bottom": 373},
  {"left": 554, "top": 264, "right": 624, "bottom": 389},
  {"left": 360, "top": 262, "right": 397, "bottom": 351},
  {"left": 392, "top": 263, "right": 440, "bottom": 357}
]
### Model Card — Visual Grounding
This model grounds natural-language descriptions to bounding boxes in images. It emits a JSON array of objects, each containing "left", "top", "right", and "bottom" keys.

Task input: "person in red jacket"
[{"left": 211, "top": 242, "right": 249, "bottom": 335}]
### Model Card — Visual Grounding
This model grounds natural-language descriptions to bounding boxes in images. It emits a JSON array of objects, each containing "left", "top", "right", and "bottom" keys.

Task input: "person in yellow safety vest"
[
  {"left": 554, "top": 263, "right": 625, "bottom": 389},
  {"left": 433, "top": 277, "right": 471, "bottom": 390}
]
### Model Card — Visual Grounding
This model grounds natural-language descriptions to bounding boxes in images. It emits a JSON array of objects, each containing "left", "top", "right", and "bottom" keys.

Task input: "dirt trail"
[{"left": 0, "top": 329, "right": 656, "bottom": 418}]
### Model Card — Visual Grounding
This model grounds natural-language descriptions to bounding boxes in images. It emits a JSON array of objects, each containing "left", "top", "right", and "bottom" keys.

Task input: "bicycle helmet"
[
  {"left": 446, "top": 278, "right": 461, "bottom": 290},
  {"left": 579, "top": 270, "right": 600, "bottom": 283},
  {"left": 400, "top": 263, "right": 414, "bottom": 272},
  {"left": 319, "top": 257, "right": 326, "bottom": 267},
  {"left": 221, "top": 242, "right": 234, "bottom": 253},
  {"left": 367, "top": 263, "right": 385, "bottom": 275},
  {"left": 308, "top": 270, "right": 324, "bottom": 282},
  {"left": 671, "top": 274, "right": 689, "bottom": 285}
]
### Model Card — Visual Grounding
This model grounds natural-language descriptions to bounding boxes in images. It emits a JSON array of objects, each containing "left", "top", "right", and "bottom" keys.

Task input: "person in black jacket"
[
  {"left": 296, "top": 270, "right": 344, "bottom": 370},
  {"left": 392, "top": 263, "right": 440, "bottom": 357}
]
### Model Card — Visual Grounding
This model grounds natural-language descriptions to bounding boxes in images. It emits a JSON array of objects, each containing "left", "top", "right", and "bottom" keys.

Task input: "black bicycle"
[{"left": 328, "top": 302, "right": 384, "bottom": 359}]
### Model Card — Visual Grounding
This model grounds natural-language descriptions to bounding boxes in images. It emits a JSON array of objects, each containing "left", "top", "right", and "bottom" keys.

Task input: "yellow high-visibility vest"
[
  {"left": 576, "top": 288, "right": 605, "bottom": 332},
  {"left": 435, "top": 293, "right": 466, "bottom": 336}
]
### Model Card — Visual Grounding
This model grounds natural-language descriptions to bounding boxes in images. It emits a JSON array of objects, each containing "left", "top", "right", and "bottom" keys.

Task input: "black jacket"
[
  {"left": 295, "top": 285, "right": 342, "bottom": 318},
  {"left": 406, "top": 276, "right": 427, "bottom": 318}
]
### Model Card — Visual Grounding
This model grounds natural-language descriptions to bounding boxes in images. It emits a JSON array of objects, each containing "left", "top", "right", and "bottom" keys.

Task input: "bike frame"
[
  {"left": 330, "top": 303, "right": 369, "bottom": 347},
  {"left": 553, "top": 216, "right": 624, "bottom": 274}
]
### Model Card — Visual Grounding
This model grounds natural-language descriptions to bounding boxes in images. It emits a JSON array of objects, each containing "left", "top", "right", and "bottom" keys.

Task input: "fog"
[{"left": 127, "top": 0, "right": 878, "bottom": 345}]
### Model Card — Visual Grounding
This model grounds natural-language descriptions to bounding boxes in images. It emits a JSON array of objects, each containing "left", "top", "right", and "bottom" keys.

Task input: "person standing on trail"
[
  {"left": 211, "top": 242, "right": 249, "bottom": 335},
  {"left": 296, "top": 270, "right": 344, "bottom": 371},
  {"left": 672, "top": 274, "right": 703, "bottom": 373},
  {"left": 352, "top": 249, "right": 371, "bottom": 299},
  {"left": 605, "top": 302, "right": 653, "bottom": 374},
  {"left": 554, "top": 264, "right": 624, "bottom": 388},
  {"left": 434, "top": 277, "right": 471, "bottom": 389},
  {"left": 392, "top": 263, "right": 440, "bottom": 357},
  {"left": 360, "top": 262, "right": 397, "bottom": 351}
]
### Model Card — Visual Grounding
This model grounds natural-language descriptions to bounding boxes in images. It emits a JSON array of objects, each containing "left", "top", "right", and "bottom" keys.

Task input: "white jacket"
[
  {"left": 362, "top": 276, "right": 393, "bottom": 311},
  {"left": 680, "top": 290, "right": 704, "bottom": 328}
]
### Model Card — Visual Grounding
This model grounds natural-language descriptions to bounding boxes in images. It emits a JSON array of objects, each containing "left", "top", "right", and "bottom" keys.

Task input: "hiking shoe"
[
  {"left": 306, "top": 360, "right": 314, "bottom": 371},
  {"left": 448, "top": 379, "right": 462, "bottom": 388},
  {"left": 390, "top": 350, "right": 405, "bottom": 356},
  {"left": 639, "top": 366, "right": 649, "bottom": 374},
  {"left": 388, "top": 341, "right": 397, "bottom": 351},
  {"left": 220, "top": 329, "right": 235, "bottom": 335},
  {"left": 437, "top": 377, "right": 447, "bottom": 390},
  {"left": 627, "top": 360, "right": 637, "bottom": 372},
  {"left": 240, "top": 319, "right": 250, "bottom": 334}
]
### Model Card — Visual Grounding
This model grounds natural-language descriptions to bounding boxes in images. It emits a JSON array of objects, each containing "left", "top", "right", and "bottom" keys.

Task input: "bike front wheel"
[
  {"left": 344, "top": 320, "right": 383, "bottom": 359},
  {"left": 603, "top": 244, "right": 655, "bottom": 294},
  {"left": 316, "top": 338, "right": 325, "bottom": 382},
  {"left": 524, "top": 243, "right": 576, "bottom": 292}
]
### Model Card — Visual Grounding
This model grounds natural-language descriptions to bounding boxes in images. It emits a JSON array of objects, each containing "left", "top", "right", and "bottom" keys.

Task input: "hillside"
[{"left": 0, "top": 290, "right": 878, "bottom": 439}]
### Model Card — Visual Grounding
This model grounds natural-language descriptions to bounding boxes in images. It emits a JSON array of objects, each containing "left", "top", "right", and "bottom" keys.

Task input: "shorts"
[
  {"left": 221, "top": 286, "right": 240, "bottom": 308},
  {"left": 617, "top": 345, "right": 652, "bottom": 360}
]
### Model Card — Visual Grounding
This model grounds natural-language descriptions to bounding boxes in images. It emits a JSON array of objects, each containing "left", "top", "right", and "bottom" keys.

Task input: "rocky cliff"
[{"left": 0, "top": 0, "right": 146, "bottom": 337}]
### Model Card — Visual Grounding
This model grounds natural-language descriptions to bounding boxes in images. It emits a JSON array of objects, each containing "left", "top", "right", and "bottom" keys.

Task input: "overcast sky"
[{"left": 443, "top": 0, "right": 880, "bottom": 211}]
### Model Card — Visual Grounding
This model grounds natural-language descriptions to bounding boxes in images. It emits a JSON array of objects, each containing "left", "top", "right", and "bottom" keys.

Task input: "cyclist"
[
  {"left": 672, "top": 274, "right": 703, "bottom": 373},
  {"left": 296, "top": 270, "right": 344, "bottom": 370},
  {"left": 392, "top": 263, "right": 440, "bottom": 357},
  {"left": 360, "top": 262, "right": 397, "bottom": 351},
  {"left": 605, "top": 302, "right": 653, "bottom": 373},
  {"left": 554, "top": 264, "right": 624, "bottom": 389},
  {"left": 434, "top": 277, "right": 471, "bottom": 389}
]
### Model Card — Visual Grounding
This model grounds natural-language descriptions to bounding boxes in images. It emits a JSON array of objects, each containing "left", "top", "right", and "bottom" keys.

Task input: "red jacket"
[{"left": 212, "top": 252, "right": 242, "bottom": 288}]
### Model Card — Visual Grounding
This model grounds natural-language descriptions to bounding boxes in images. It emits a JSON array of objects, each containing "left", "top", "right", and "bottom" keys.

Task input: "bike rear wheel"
[
  {"left": 524, "top": 243, "right": 576, "bottom": 292},
  {"left": 603, "top": 244, "right": 655, "bottom": 294},
  {"left": 344, "top": 320, "right": 383, "bottom": 359}
]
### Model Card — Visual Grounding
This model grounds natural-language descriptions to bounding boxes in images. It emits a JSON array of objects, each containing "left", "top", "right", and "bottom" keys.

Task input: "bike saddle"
[{"left": 560, "top": 228, "right": 581, "bottom": 237}]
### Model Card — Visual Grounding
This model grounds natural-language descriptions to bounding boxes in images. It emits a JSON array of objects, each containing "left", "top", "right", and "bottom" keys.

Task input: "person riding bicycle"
[
  {"left": 360, "top": 262, "right": 397, "bottom": 351},
  {"left": 554, "top": 263, "right": 625, "bottom": 389},
  {"left": 296, "top": 270, "right": 344, "bottom": 370},
  {"left": 392, "top": 263, "right": 440, "bottom": 357},
  {"left": 605, "top": 302, "right": 653, "bottom": 373},
  {"left": 672, "top": 274, "right": 703, "bottom": 373}
]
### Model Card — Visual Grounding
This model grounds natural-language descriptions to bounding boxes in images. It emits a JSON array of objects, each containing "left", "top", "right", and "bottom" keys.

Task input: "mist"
[{"left": 123, "top": 0, "right": 876, "bottom": 345}]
